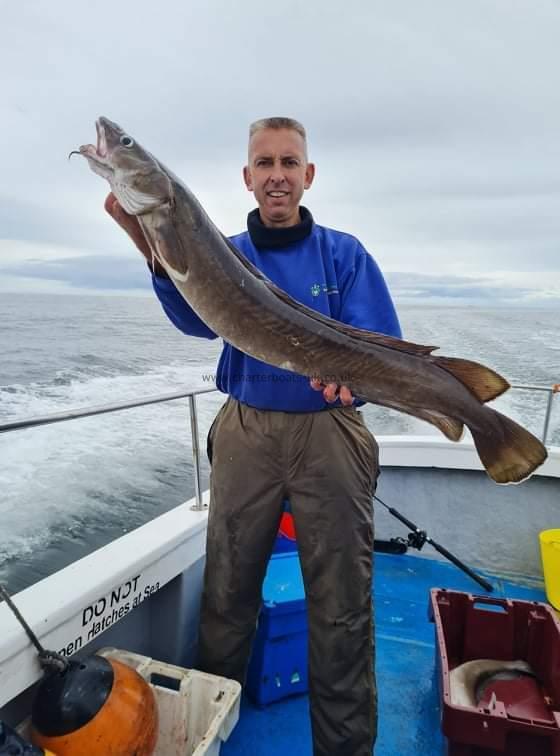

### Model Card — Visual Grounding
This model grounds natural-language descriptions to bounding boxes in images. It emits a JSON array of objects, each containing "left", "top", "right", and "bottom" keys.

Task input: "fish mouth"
[
  {"left": 70, "top": 118, "right": 113, "bottom": 171},
  {"left": 95, "top": 118, "right": 108, "bottom": 159},
  {"left": 83, "top": 118, "right": 111, "bottom": 165}
]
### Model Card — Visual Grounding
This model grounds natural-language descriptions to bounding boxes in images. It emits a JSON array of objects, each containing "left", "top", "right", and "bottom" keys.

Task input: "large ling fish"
[{"left": 75, "top": 117, "right": 547, "bottom": 485}]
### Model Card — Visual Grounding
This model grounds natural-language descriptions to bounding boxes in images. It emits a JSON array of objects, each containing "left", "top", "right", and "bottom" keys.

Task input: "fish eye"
[{"left": 120, "top": 135, "right": 134, "bottom": 148}]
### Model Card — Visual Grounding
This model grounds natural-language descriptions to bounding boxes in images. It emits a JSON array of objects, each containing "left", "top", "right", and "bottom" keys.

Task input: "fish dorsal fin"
[
  {"left": 263, "top": 277, "right": 438, "bottom": 355},
  {"left": 317, "top": 318, "right": 437, "bottom": 355},
  {"left": 222, "top": 235, "right": 438, "bottom": 357},
  {"left": 433, "top": 356, "right": 510, "bottom": 403}
]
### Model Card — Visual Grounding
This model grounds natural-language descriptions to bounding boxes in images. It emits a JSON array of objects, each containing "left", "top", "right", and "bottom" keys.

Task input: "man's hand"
[
  {"left": 310, "top": 378, "right": 354, "bottom": 406},
  {"left": 104, "top": 193, "right": 167, "bottom": 275}
]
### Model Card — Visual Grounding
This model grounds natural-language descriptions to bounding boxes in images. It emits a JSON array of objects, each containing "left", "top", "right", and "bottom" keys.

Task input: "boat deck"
[{"left": 222, "top": 552, "right": 546, "bottom": 756}]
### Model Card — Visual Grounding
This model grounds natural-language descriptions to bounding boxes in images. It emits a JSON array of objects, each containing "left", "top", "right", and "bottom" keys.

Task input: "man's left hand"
[{"left": 310, "top": 378, "right": 354, "bottom": 406}]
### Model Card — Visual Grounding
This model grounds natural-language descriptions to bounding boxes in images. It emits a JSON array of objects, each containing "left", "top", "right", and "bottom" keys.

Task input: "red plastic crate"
[{"left": 429, "top": 588, "right": 560, "bottom": 755}]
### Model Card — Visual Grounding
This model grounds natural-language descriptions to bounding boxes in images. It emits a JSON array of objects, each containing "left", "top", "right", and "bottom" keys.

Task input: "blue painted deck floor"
[{"left": 222, "top": 552, "right": 546, "bottom": 756}]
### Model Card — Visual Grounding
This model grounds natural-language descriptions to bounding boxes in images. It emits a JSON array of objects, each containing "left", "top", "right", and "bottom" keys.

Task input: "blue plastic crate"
[
  {"left": 246, "top": 552, "right": 308, "bottom": 705},
  {"left": 273, "top": 531, "right": 298, "bottom": 554}
]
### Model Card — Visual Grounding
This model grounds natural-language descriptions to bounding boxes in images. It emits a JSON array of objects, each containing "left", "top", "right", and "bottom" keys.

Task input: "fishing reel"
[{"left": 406, "top": 529, "right": 428, "bottom": 551}]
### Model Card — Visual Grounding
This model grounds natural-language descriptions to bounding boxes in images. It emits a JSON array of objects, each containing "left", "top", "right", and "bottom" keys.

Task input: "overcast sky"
[{"left": 1, "top": 0, "right": 558, "bottom": 306}]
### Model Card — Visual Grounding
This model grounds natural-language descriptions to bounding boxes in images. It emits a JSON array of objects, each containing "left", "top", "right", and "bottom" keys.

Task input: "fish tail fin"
[
  {"left": 470, "top": 409, "right": 548, "bottom": 484},
  {"left": 434, "top": 356, "right": 510, "bottom": 403}
]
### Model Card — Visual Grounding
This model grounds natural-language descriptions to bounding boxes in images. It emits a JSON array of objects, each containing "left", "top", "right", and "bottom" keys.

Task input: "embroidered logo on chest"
[{"left": 310, "top": 283, "right": 339, "bottom": 297}]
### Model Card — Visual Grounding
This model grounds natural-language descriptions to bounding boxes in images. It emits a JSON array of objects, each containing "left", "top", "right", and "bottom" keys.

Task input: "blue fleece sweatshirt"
[{"left": 153, "top": 214, "right": 401, "bottom": 412}]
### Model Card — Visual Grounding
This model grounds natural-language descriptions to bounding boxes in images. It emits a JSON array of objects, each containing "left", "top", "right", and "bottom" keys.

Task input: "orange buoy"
[{"left": 30, "top": 655, "right": 158, "bottom": 755}]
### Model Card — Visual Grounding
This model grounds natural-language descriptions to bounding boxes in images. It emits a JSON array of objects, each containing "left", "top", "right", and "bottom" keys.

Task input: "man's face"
[{"left": 243, "top": 128, "right": 315, "bottom": 228}]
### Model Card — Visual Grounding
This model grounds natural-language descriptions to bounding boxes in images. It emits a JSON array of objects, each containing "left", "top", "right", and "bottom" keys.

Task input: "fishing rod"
[{"left": 374, "top": 495, "right": 494, "bottom": 593}]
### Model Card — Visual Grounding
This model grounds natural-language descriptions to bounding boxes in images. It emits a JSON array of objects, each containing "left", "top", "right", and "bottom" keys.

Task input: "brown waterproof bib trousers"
[{"left": 197, "top": 398, "right": 379, "bottom": 756}]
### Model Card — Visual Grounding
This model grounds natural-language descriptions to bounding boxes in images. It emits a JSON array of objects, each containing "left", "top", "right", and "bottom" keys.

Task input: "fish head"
[{"left": 76, "top": 117, "right": 173, "bottom": 215}]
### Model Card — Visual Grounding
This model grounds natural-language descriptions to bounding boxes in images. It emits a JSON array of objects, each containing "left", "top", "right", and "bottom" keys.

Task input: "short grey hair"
[{"left": 249, "top": 117, "right": 308, "bottom": 158}]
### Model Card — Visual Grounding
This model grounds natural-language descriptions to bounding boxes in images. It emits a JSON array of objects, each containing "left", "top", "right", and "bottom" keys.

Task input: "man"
[{"left": 106, "top": 117, "right": 401, "bottom": 756}]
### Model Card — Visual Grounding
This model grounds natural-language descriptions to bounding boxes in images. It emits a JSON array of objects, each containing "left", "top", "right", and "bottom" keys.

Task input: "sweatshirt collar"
[{"left": 247, "top": 206, "right": 314, "bottom": 249}]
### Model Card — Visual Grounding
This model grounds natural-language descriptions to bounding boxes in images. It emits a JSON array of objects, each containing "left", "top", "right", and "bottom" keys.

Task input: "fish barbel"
[{"left": 75, "top": 117, "right": 547, "bottom": 485}]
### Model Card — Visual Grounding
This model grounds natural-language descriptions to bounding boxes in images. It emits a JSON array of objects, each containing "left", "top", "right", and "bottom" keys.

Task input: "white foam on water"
[{"left": 0, "top": 362, "right": 223, "bottom": 565}]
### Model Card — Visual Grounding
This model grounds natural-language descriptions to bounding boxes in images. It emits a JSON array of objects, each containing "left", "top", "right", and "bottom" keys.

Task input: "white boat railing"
[
  {"left": 0, "top": 383, "right": 557, "bottom": 511},
  {"left": 509, "top": 384, "right": 557, "bottom": 446},
  {"left": 0, "top": 386, "right": 217, "bottom": 512}
]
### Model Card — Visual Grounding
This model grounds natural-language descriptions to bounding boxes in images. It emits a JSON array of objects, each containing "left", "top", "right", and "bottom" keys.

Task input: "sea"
[{"left": 1, "top": 292, "right": 558, "bottom": 595}]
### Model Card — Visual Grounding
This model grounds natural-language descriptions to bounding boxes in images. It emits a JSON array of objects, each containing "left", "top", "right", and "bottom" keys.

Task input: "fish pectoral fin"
[
  {"left": 142, "top": 206, "right": 189, "bottom": 281},
  {"left": 413, "top": 409, "right": 465, "bottom": 442},
  {"left": 433, "top": 356, "right": 509, "bottom": 403}
]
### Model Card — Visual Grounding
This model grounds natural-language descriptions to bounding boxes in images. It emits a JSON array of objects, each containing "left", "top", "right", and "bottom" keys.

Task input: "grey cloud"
[
  {"left": 3, "top": 256, "right": 555, "bottom": 307},
  {"left": 0, "top": 196, "right": 97, "bottom": 248},
  {"left": 1, "top": 0, "right": 559, "bottom": 295},
  {"left": 386, "top": 272, "right": 558, "bottom": 306},
  {"left": 1, "top": 255, "right": 151, "bottom": 291}
]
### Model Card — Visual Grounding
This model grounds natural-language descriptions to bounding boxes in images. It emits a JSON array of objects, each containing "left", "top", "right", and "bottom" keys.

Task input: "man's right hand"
[{"left": 104, "top": 192, "right": 167, "bottom": 276}]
